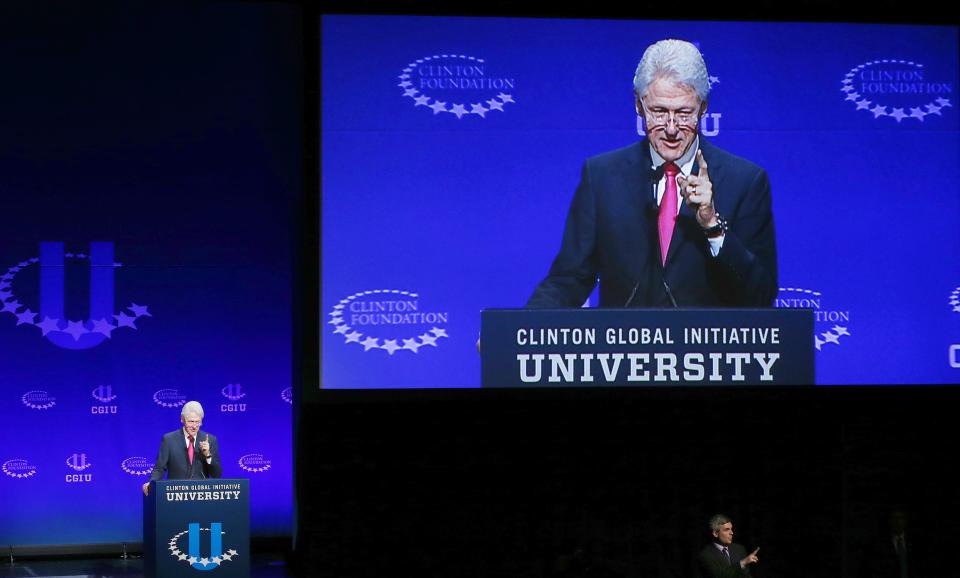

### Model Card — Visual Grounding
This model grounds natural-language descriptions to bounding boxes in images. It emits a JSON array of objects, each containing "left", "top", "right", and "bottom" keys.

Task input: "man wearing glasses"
[
  {"left": 527, "top": 39, "right": 776, "bottom": 308},
  {"left": 142, "top": 400, "right": 223, "bottom": 496}
]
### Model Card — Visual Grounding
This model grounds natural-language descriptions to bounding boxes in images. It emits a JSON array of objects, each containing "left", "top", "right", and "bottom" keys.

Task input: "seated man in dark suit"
[
  {"left": 528, "top": 39, "right": 776, "bottom": 308},
  {"left": 697, "top": 514, "right": 759, "bottom": 578},
  {"left": 142, "top": 400, "right": 222, "bottom": 496}
]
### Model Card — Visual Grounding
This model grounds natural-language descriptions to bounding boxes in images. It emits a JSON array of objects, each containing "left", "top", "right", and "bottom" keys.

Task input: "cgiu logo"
[
  {"left": 168, "top": 523, "right": 239, "bottom": 571},
  {"left": 221, "top": 383, "right": 246, "bottom": 401},
  {"left": 92, "top": 385, "right": 117, "bottom": 403},
  {"left": 0, "top": 242, "right": 152, "bottom": 350},
  {"left": 66, "top": 453, "right": 93, "bottom": 483},
  {"left": 66, "top": 453, "right": 92, "bottom": 472}
]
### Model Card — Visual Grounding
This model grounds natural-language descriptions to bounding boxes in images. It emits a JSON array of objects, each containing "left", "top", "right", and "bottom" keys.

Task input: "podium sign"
[
  {"left": 144, "top": 479, "right": 250, "bottom": 578},
  {"left": 481, "top": 308, "right": 814, "bottom": 387}
]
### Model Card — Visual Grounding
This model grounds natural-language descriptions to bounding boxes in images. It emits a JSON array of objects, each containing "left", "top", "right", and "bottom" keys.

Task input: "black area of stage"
[{"left": 294, "top": 386, "right": 959, "bottom": 578}]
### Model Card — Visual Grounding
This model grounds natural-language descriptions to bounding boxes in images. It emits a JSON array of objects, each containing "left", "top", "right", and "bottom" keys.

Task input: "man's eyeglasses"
[{"left": 641, "top": 105, "right": 700, "bottom": 128}]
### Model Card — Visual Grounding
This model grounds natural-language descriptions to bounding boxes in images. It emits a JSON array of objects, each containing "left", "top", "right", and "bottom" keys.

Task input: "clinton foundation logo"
[
  {"left": 775, "top": 287, "right": 851, "bottom": 351},
  {"left": 3, "top": 459, "right": 37, "bottom": 479},
  {"left": 22, "top": 390, "right": 56, "bottom": 410},
  {"left": 168, "top": 523, "right": 239, "bottom": 571},
  {"left": 329, "top": 289, "right": 449, "bottom": 355},
  {"left": 398, "top": 54, "right": 515, "bottom": 119},
  {"left": 121, "top": 456, "right": 153, "bottom": 476},
  {"left": 238, "top": 453, "right": 272, "bottom": 474},
  {"left": 842, "top": 60, "right": 953, "bottom": 123},
  {"left": 153, "top": 388, "right": 187, "bottom": 408},
  {"left": 1, "top": 242, "right": 152, "bottom": 350}
]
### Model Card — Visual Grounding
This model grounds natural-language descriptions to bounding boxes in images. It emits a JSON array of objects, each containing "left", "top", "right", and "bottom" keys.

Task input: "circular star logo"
[
  {"left": 152, "top": 388, "right": 186, "bottom": 409},
  {"left": 398, "top": 54, "right": 515, "bottom": 119},
  {"left": 841, "top": 60, "right": 953, "bottom": 123},
  {"left": 2, "top": 459, "right": 37, "bottom": 479},
  {"left": 238, "top": 453, "right": 272, "bottom": 473},
  {"left": 168, "top": 527, "right": 238, "bottom": 569},
  {"left": 329, "top": 289, "right": 449, "bottom": 355},
  {"left": 21, "top": 390, "right": 56, "bottom": 410},
  {"left": 776, "top": 287, "right": 852, "bottom": 351},
  {"left": 121, "top": 456, "right": 153, "bottom": 476}
]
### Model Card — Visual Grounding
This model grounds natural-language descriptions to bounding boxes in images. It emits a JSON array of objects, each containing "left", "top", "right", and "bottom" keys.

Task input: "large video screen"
[{"left": 321, "top": 15, "right": 959, "bottom": 388}]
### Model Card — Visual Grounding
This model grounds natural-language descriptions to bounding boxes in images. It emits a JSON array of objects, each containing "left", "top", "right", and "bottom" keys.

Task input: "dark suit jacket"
[
  {"left": 149, "top": 428, "right": 223, "bottom": 481},
  {"left": 527, "top": 138, "right": 777, "bottom": 308},
  {"left": 697, "top": 543, "right": 752, "bottom": 578}
]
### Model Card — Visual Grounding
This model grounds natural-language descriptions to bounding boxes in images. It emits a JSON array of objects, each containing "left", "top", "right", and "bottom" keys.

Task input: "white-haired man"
[
  {"left": 142, "top": 400, "right": 222, "bottom": 496},
  {"left": 528, "top": 39, "right": 776, "bottom": 308}
]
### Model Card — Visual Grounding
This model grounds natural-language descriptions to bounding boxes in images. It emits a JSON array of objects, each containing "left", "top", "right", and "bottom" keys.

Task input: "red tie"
[
  {"left": 659, "top": 162, "right": 679, "bottom": 265},
  {"left": 187, "top": 435, "right": 195, "bottom": 465}
]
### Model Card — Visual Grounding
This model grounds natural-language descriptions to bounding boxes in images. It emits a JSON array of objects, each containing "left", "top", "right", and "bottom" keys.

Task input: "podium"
[
  {"left": 481, "top": 308, "right": 814, "bottom": 386},
  {"left": 144, "top": 479, "right": 250, "bottom": 578}
]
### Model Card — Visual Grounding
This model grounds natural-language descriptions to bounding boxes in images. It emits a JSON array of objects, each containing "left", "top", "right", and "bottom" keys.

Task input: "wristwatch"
[{"left": 702, "top": 213, "right": 728, "bottom": 239}]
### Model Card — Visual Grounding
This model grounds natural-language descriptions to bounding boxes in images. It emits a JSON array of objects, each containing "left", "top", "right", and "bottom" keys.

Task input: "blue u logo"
[
  {"left": 40, "top": 242, "right": 113, "bottom": 350},
  {"left": 188, "top": 522, "right": 222, "bottom": 571}
]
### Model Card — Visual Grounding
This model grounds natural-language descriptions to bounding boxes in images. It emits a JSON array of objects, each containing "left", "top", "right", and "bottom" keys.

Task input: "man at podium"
[
  {"left": 142, "top": 401, "right": 223, "bottom": 496},
  {"left": 527, "top": 39, "right": 777, "bottom": 309}
]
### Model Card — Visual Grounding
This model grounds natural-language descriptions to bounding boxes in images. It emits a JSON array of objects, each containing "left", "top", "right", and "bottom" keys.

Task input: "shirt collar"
[{"left": 649, "top": 136, "right": 699, "bottom": 177}]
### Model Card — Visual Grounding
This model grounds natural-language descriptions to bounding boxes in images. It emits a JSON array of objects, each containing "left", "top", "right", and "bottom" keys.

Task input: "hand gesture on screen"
[{"left": 677, "top": 149, "right": 717, "bottom": 228}]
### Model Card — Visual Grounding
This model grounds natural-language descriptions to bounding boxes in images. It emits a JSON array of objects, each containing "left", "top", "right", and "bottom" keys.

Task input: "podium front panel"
[{"left": 481, "top": 308, "right": 814, "bottom": 387}]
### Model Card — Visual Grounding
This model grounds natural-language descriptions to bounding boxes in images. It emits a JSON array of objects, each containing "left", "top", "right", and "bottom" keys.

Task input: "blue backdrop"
[
  {"left": 0, "top": 3, "right": 299, "bottom": 546},
  {"left": 321, "top": 15, "right": 960, "bottom": 387}
]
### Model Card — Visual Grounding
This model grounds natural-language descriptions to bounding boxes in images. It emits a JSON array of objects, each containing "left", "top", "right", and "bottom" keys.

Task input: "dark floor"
[{"left": 1, "top": 552, "right": 294, "bottom": 577}]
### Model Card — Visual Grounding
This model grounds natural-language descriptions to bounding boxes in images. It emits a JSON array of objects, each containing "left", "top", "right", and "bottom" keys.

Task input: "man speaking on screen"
[
  {"left": 142, "top": 400, "right": 222, "bottom": 496},
  {"left": 527, "top": 39, "right": 776, "bottom": 308}
]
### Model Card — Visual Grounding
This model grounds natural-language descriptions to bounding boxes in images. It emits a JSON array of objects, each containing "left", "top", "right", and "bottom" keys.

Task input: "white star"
[
  {"left": 381, "top": 339, "right": 401, "bottom": 355},
  {"left": 429, "top": 100, "right": 448, "bottom": 114},
  {"left": 855, "top": 99, "right": 872, "bottom": 110},
  {"left": 221, "top": 552, "right": 233, "bottom": 561},
  {"left": 397, "top": 80, "right": 412, "bottom": 88},
  {"left": 333, "top": 324, "right": 349, "bottom": 335},
  {"left": 497, "top": 93, "right": 514, "bottom": 103},
  {"left": 841, "top": 84, "right": 855, "bottom": 92},
  {"left": 822, "top": 332, "right": 840, "bottom": 345},
  {"left": 361, "top": 336, "right": 379, "bottom": 351},
  {"left": 845, "top": 92, "right": 861, "bottom": 102},
  {"left": 935, "top": 97, "right": 952, "bottom": 107},
  {"left": 15, "top": 308, "right": 37, "bottom": 326},
  {"left": 419, "top": 333, "right": 438, "bottom": 347},
  {"left": 114, "top": 312, "right": 137, "bottom": 329},
  {"left": 129, "top": 303, "right": 152, "bottom": 317},
  {"left": 178, "top": 553, "right": 188, "bottom": 561},
  {"left": 909, "top": 107, "right": 926, "bottom": 120},
  {"left": 1, "top": 299, "right": 21, "bottom": 314},
  {"left": 344, "top": 331, "right": 362, "bottom": 343},
  {"left": 470, "top": 103, "right": 488, "bottom": 117},
  {"left": 402, "top": 338, "right": 421, "bottom": 353},
  {"left": 889, "top": 108, "right": 907, "bottom": 122},
  {"left": 403, "top": 88, "right": 418, "bottom": 98},
  {"left": 925, "top": 103, "right": 942, "bottom": 115},
  {"left": 485, "top": 99, "right": 504, "bottom": 111},
  {"left": 430, "top": 327, "right": 448, "bottom": 338},
  {"left": 200, "top": 557, "right": 209, "bottom": 566},
  {"left": 188, "top": 557, "right": 198, "bottom": 564},
  {"left": 815, "top": 337, "right": 824, "bottom": 351},
  {"left": 448, "top": 104, "right": 468, "bottom": 119},
  {"left": 414, "top": 95, "right": 430, "bottom": 107},
  {"left": 870, "top": 104, "right": 887, "bottom": 118},
  {"left": 227, "top": 549, "right": 238, "bottom": 556},
  {"left": 211, "top": 556, "right": 222, "bottom": 564}
]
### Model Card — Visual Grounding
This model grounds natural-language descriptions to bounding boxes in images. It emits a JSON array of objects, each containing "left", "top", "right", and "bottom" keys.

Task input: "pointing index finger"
[{"left": 696, "top": 149, "right": 709, "bottom": 178}]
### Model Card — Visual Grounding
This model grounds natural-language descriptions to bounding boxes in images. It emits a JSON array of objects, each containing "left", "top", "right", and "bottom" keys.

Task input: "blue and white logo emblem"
[
  {"left": 168, "top": 523, "right": 238, "bottom": 571},
  {"left": 92, "top": 385, "right": 118, "bottom": 403},
  {"left": 221, "top": 383, "right": 246, "bottom": 401},
  {"left": 238, "top": 453, "right": 272, "bottom": 473},
  {"left": 842, "top": 60, "right": 953, "bottom": 122},
  {"left": 776, "top": 287, "right": 851, "bottom": 351},
  {"left": 22, "top": 390, "right": 56, "bottom": 410},
  {"left": 121, "top": 456, "right": 153, "bottom": 476},
  {"left": 0, "top": 242, "right": 152, "bottom": 350},
  {"left": 399, "top": 54, "right": 515, "bottom": 119},
  {"left": 949, "top": 286, "right": 959, "bottom": 314},
  {"left": 66, "top": 453, "right": 92, "bottom": 472},
  {"left": 329, "top": 289, "right": 449, "bottom": 355},
  {"left": 280, "top": 387, "right": 292, "bottom": 405},
  {"left": 153, "top": 388, "right": 187, "bottom": 408},
  {"left": 2, "top": 459, "right": 37, "bottom": 479}
]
